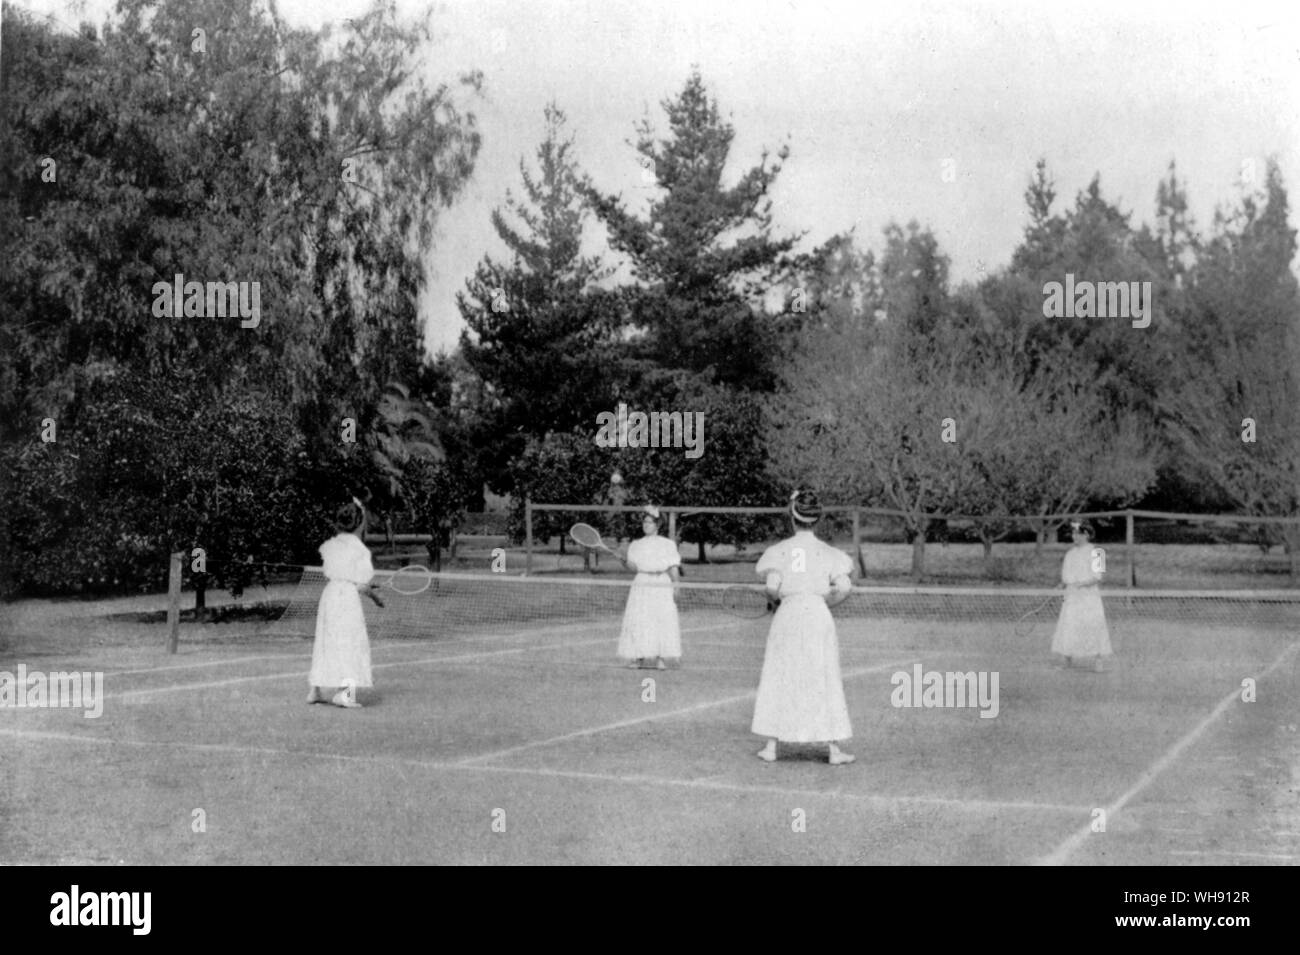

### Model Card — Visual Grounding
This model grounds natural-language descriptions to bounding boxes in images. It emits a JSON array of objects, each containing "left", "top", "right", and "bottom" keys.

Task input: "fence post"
[
  {"left": 668, "top": 510, "right": 677, "bottom": 544},
  {"left": 1125, "top": 509, "right": 1135, "bottom": 588},
  {"left": 852, "top": 508, "right": 866, "bottom": 577},
  {"left": 525, "top": 498, "right": 533, "bottom": 576},
  {"left": 166, "top": 551, "right": 183, "bottom": 654},
  {"left": 1289, "top": 517, "right": 1300, "bottom": 584}
]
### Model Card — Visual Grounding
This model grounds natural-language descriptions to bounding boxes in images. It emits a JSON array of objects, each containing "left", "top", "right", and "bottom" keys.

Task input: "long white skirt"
[
  {"left": 751, "top": 594, "right": 852, "bottom": 742},
  {"left": 1050, "top": 585, "right": 1112, "bottom": 658},
  {"left": 310, "top": 581, "right": 373, "bottom": 687},
  {"left": 617, "top": 574, "right": 682, "bottom": 661}
]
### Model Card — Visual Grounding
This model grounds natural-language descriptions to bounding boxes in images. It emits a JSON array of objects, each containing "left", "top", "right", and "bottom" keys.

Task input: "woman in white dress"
[
  {"left": 752, "top": 489, "right": 855, "bottom": 765},
  {"left": 307, "top": 500, "right": 375, "bottom": 708},
  {"left": 1050, "top": 521, "right": 1113, "bottom": 672},
  {"left": 617, "top": 505, "right": 682, "bottom": 670}
]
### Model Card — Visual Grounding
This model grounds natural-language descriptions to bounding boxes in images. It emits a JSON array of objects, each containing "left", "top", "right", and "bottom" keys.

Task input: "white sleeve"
[
  {"left": 755, "top": 544, "right": 784, "bottom": 576},
  {"left": 830, "top": 546, "right": 853, "bottom": 587},
  {"left": 351, "top": 540, "right": 375, "bottom": 586}
]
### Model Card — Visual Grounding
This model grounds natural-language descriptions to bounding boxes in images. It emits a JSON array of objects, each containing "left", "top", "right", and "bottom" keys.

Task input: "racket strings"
[
  {"left": 569, "top": 523, "right": 606, "bottom": 549},
  {"left": 387, "top": 564, "right": 434, "bottom": 595},
  {"left": 1012, "top": 594, "right": 1061, "bottom": 636}
]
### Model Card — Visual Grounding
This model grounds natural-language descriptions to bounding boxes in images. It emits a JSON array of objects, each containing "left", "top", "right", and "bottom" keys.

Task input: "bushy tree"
[
  {"left": 0, "top": 1, "right": 482, "bottom": 594},
  {"left": 505, "top": 432, "right": 618, "bottom": 547},
  {"left": 769, "top": 220, "right": 1158, "bottom": 578},
  {"left": 616, "top": 378, "right": 780, "bottom": 561},
  {"left": 1163, "top": 159, "right": 1300, "bottom": 569},
  {"left": 2, "top": 369, "right": 329, "bottom": 597},
  {"left": 404, "top": 458, "right": 474, "bottom": 570}
]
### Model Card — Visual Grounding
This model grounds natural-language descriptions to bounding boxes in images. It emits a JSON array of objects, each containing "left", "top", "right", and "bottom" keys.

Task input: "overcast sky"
[{"left": 19, "top": 0, "right": 1300, "bottom": 356}]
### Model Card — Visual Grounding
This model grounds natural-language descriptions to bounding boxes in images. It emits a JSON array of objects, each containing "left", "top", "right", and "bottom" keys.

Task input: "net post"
[
  {"left": 166, "top": 551, "right": 183, "bottom": 654},
  {"left": 524, "top": 498, "right": 533, "bottom": 576}
]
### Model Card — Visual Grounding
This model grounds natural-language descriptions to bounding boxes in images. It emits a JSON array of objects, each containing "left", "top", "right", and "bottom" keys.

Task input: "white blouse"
[
  {"left": 756, "top": 530, "right": 853, "bottom": 597},
  {"left": 320, "top": 533, "right": 375, "bottom": 587}
]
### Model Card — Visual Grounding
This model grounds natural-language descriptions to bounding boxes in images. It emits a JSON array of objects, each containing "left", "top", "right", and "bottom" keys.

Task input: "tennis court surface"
[{"left": 2, "top": 570, "right": 1298, "bottom": 865}]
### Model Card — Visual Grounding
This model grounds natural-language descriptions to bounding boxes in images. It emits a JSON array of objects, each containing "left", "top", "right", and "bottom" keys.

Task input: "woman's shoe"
[{"left": 331, "top": 690, "right": 361, "bottom": 709}]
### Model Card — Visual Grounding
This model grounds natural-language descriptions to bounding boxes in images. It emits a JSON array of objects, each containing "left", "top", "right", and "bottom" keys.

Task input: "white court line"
[
  {"left": 106, "top": 632, "right": 850, "bottom": 677},
  {"left": 114, "top": 623, "right": 738, "bottom": 701},
  {"left": 115, "top": 639, "right": 610, "bottom": 700},
  {"left": 108, "top": 634, "right": 527, "bottom": 676},
  {"left": 454, "top": 658, "right": 917, "bottom": 766},
  {"left": 112, "top": 654, "right": 310, "bottom": 676},
  {"left": 1038, "top": 639, "right": 1300, "bottom": 866},
  {"left": 1169, "top": 850, "right": 1300, "bottom": 861},
  {"left": 0, "top": 726, "right": 320, "bottom": 763},
  {"left": 410, "top": 660, "right": 763, "bottom": 674},
  {"left": 456, "top": 761, "right": 1092, "bottom": 814},
  {"left": 0, "top": 723, "right": 1089, "bottom": 817}
]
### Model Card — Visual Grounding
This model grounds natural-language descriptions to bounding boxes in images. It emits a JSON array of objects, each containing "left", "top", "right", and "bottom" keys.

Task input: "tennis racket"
[
  {"left": 569, "top": 523, "right": 628, "bottom": 567},
  {"left": 716, "top": 584, "right": 780, "bottom": 619},
  {"left": 364, "top": 564, "right": 434, "bottom": 607},
  {"left": 1013, "top": 594, "right": 1060, "bottom": 637}
]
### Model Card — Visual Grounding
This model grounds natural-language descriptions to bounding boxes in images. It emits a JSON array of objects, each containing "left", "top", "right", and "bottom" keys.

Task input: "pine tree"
[
  {"left": 582, "top": 70, "right": 799, "bottom": 391},
  {"left": 458, "top": 104, "right": 621, "bottom": 493}
]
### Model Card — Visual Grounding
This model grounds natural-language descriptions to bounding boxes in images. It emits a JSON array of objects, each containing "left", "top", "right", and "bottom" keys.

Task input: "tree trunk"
[
  {"left": 698, "top": 539, "right": 707, "bottom": 564},
  {"left": 910, "top": 520, "right": 926, "bottom": 579}
]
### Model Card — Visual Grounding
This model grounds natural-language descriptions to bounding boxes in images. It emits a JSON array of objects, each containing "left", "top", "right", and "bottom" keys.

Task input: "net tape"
[{"left": 266, "top": 567, "right": 1300, "bottom": 641}]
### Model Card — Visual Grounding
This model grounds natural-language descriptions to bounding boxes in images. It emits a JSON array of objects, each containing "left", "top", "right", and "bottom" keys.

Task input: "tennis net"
[{"left": 264, "top": 567, "right": 1300, "bottom": 642}]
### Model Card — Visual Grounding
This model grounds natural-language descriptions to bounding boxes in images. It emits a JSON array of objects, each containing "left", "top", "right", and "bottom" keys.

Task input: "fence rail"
[{"left": 523, "top": 501, "right": 1300, "bottom": 584}]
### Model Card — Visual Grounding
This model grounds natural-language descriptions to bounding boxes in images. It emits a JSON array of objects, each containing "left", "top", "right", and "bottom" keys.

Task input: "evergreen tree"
[
  {"left": 458, "top": 104, "right": 622, "bottom": 494},
  {"left": 582, "top": 70, "right": 800, "bottom": 392}
]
